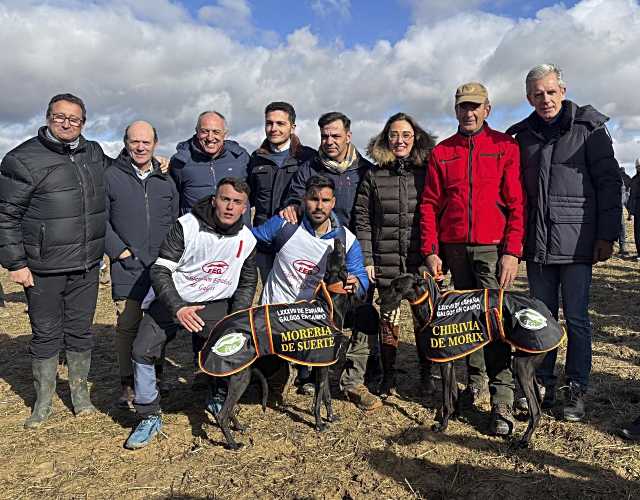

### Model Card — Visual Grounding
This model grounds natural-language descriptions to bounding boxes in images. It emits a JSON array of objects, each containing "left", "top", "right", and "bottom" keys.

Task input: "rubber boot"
[
  {"left": 66, "top": 350, "right": 96, "bottom": 416},
  {"left": 379, "top": 322, "right": 399, "bottom": 398},
  {"left": 24, "top": 356, "right": 58, "bottom": 429}
]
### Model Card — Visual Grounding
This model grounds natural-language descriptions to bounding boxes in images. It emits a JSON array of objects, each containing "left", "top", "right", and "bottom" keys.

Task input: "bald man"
[{"left": 105, "top": 121, "right": 179, "bottom": 408}]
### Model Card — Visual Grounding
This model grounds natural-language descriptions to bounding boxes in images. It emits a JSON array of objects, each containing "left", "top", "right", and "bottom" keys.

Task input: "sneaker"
[
  {"left": 344, "top": 384, "right": 383, "bottom": 411},
  {"left": 124, "top": 414, "right": 163, "bottom": 449},
  {"left": 562, "top": 382, "right": 586, "bottom": 422},
  {"left": 489, "top": 402, "right": 515, "bottom": 436},
  {"left": 205, "top": 389, "right": 225, "bottom": 418},
  {"left": 619, "top": 415, "right": 640, "bottom": 441},
  {"left": 116, "top": 384, "right": 135, "bottom": 410}
]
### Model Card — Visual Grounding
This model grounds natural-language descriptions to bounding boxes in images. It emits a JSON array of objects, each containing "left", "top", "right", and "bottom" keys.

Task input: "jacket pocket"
[{"left": 477, "top": 152, "right": 502, "bottom": 179}]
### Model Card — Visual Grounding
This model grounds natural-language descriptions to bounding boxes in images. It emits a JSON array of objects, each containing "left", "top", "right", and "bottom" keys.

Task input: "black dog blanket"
[
  {"left": 199, "top": 282, "right": 347, "bottom": 376},
  {"left": 399, "top": 274, "right": 565, "bottom": 362}
]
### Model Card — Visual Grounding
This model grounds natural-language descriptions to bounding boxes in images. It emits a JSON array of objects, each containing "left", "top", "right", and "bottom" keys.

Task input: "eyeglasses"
[
  {"left": 198, "top": 128, "right": 226, "bottom": 138},
  {"left": 50, "top": 113, "right": 83, "bottom": 127},
  {"left": 388, "top": 132, "right": 414, "bottom": 142}
]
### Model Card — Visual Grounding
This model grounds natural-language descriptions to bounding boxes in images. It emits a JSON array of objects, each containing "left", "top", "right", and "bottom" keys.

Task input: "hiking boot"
[
  {"left": 562, "top": 382, "right": 586, "bottom": 422},
  {"left": 461, "top": 384, "right": 489, "bottom": 408},
  {"left": 117, "top": 384, "right": 135, "bottom": 410},
  {"left": 66, "top": 350, "right": 96, "bottom": 416},
  {"left": 24, "top": 357, "right": 58, "bottom": 429},
  {"left": 344, "top": 384, "right": 382, "bottom": 411},
  {"left": 619, "top": 415, "right": 640, "bottom": 441},
  {"left": 515, "top": 382, "right": 548, "bottom": 413},
  {"left": 489, "top": 402, "right": 515, "bottom": 436},
  {"left": 124, "top": 414, "right": 163, "bottom": 449}
]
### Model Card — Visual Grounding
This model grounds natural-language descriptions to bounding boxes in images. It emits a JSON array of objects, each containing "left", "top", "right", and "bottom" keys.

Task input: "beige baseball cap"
[{"left": 455, "top": 82, "right": 489, "bottom": 105}]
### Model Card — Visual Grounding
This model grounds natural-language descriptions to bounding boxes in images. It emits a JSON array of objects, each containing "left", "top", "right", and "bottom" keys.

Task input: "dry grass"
[{"left": 1, "top": 223, "right": 639, "bottom": 499}]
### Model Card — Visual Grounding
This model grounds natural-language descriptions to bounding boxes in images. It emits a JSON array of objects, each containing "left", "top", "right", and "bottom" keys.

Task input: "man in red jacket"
[{"left": 420, "top": 82, "right": 525, "bottom": 435}]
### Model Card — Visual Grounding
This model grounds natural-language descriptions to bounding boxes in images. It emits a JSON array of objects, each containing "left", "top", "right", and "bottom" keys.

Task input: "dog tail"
[{"left": 251, "top": 367, "right": 269, "bottom": 412}]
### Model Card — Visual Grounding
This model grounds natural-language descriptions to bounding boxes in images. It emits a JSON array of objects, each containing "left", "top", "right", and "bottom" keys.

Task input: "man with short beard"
[
  {"left": 0, "top": 93, "right": 108, "bottom": 428},
  {"left": 104, "top": 121, "right": 178, "bottom": 409},
  {"left": 507, "top": 64, "right": 622, "bottom": 422},
  {"left": 248, "top": 102, "right": 315, "bottom": 283},
  {"left": 169, "top": 111, "right": 251, "bottom": 387},
  {"left": 124, "top": 178, "right": 257, "bottom": 449}
]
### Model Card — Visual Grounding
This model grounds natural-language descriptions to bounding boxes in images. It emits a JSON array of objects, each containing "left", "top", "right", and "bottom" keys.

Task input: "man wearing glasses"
[
  {"left": 168, "top": 110, "right": 251, "bottom": 388},
  {"left": 420, "top": 82, "right": 525, "bottom": 436},
  {"left": 0, "top": 93, "right": 109, "bottom": 428}
]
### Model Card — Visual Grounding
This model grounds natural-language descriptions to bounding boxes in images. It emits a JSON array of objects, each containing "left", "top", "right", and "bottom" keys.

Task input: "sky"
[{"left": 0, "top": 0, "right": 639, "bottom": 172}]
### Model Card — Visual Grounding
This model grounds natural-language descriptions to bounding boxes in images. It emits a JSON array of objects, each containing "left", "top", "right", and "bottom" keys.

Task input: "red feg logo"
[
  {"left": 202, "top": 261, "right": 229, "bottom": 275},
  {"left": 293, "top": 259, "right": 320, "bottom": 276}
]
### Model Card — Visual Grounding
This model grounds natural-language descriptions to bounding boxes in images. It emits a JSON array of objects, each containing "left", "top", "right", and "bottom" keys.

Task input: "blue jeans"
[{"left": 526, "top": 262, "right": 593, "bottom": 388}]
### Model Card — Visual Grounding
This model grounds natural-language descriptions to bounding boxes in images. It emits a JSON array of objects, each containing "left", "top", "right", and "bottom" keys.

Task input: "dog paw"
[
  {"left": 316, "top": 422, "right": 328, "bottom": 432},
  {"left": 327, "top": 414, "right": 340, "bottom": 423},
  {"left": 224, "top": 442, "right": 244, "bottom": 451},
  {"left": 431, "top": 422, "right": 446, "bottom": 433}
]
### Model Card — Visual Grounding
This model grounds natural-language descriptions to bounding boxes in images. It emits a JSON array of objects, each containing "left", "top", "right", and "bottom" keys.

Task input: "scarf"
[
  {"left": 45, "top": 127, "right": 80, "bottom": 150},
  {"left": 319, "top": 143, "right": 358, "bottom": 174}
]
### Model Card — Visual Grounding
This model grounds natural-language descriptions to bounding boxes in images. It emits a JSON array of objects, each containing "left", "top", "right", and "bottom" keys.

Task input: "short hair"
[
  {"left": 46, "top": 93, "right": 86, "bottom": 123},
  {"left": 265, "top": 101, "right": 296, "bottom": 124},
  {"left": 318, "top": 111, "right": 350, "bottom": 131},
  {"left": 304, "top": 175, "right": 335, "bottom": 196},
  {"left": 526, "top": 64, "right": 566, "bottom": 95},
  {"left": 216, "top": 176, "right": 250, "bottom": 197},
  {"left": 196, "top": 111, "right": 227, "bottom": 130},
  {"left": 123, "top": 123, "right": 158, "bottom": 144}
]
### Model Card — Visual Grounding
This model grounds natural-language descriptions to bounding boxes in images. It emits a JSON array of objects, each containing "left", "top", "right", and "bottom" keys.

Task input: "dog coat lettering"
[
  {"left": 199, "top": 286, "right": 347, "bottom": 376},
  {"left": 406, "top": 275, "right": 564, "bottom": 363}
]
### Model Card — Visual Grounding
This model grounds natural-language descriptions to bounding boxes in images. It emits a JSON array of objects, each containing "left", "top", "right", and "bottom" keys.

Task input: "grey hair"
[
  {"left": 195, "top": 110, "right": 227, "bottom": 130},
  {"left": 525, "top": 64, "right": 566, "bottom": 95}
]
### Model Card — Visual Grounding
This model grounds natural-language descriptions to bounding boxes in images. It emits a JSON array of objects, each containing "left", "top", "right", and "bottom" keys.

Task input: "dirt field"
[{"left": 1, "top": 230, "right": 639, "bottom": 499}]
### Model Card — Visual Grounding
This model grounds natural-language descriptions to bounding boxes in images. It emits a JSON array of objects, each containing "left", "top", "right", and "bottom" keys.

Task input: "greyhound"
[
  {"left": 200, "top": 239, "right": 353, "bottom": 449},
  {"left": 378, "top": 273, "right": 564, "bottom": 447}
]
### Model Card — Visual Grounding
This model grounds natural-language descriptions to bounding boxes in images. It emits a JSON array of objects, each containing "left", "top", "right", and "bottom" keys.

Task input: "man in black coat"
[
  {"left": 104, "top": 121, "right": 179, "bottom": 408},
  {"left": 507, "top": 64, "right": 622, "bottom": 422},
  {"left": 0, "top": 93, "right": 109, "bottom": 428},
  {"left": 248, "top": 101, "right": 315, "bottom": 283}
]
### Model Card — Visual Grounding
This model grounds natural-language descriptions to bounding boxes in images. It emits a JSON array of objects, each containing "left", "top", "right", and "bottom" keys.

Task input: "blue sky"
[{"left": 0, "top": 0, "right": 637, "bottom": 170}]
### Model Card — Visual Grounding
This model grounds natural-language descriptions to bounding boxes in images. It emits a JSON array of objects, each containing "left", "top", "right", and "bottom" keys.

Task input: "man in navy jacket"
[
  {"left": 169, "top": 111, "right": 251, "bottom": 381},
  {"left": 105, "top": 121, "right": 179, "bottom": 408}
]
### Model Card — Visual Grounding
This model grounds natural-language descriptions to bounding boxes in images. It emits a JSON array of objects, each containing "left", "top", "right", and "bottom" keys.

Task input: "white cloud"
[
  {"left": 310, "top": 0, "right": 352, "bottom": 19},
  {"left": 198, "top": 0, "right": 253, "bottom": 34},
  {"left": 0, "top": 0, "right": 638, "bottom": 169}
]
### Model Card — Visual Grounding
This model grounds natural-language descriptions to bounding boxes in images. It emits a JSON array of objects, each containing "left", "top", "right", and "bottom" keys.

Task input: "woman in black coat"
[{"left": 354, "top": 112, "right": 436, "bottom": 395}]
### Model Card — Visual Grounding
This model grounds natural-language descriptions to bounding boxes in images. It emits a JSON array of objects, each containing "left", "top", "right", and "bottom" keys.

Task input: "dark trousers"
[
  {"left": 132, "top": 300, "right": 227, "bottom": 417},
  {"left": 25, "top": 266, "right": 100, "bottom": 360},
  {"left": 441, "top": 244, "right": 514, "bottom": 405},
  {"left": 634, "top": 216, "right": 640, "bottom": 255}
]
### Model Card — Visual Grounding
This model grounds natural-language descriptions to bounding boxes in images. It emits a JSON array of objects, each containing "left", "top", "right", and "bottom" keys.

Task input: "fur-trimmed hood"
[{"left": 366, "top": 130, "right": 436, "bottom": 167}]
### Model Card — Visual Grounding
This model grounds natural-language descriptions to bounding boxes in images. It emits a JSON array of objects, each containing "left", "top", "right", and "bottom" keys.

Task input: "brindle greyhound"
[
  {"left": 378, "top": 273, "right": 564, "bottom": 448},
  {"left": 208, "top": 238, "right": 353, "bottom": 450}
]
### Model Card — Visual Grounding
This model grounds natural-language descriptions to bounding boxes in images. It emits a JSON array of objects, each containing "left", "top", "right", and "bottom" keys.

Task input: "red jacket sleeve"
[
  {"left": 499, "top": 140, "right": 526, "bottom": 257},
  {"left": 420, "top": 151, "right": 444, "bottom": 256}
]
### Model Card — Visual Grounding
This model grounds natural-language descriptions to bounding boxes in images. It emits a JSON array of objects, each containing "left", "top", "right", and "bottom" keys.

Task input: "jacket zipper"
[
  {"left": 467, "top": 137, "right": 474, "bottom": 242},
  {"left": 39, "top": 223, "right": 46, "bottom": 259},
  {"left": 70, "top": 153, "right": 88, "bottom": 270}
]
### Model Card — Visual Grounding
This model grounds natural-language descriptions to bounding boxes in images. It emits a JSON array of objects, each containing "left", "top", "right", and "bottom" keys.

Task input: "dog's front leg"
[
  {"left": 513, "top": 353, "right": 543, "bottom": 448},
  {"left": 433, "top": 362, "right": 458, "bottom": 433},
  {"left": 215, "top": 369, "right": 251, "bottom": 450},
  {"left": 314, "top": 367, "right": 330, "bottom": 432},
  {"left": 319, "top": 366, "right": 338, "bottom": 423}
]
